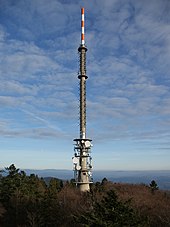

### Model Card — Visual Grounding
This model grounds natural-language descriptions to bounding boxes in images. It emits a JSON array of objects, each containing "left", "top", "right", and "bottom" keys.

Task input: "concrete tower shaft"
[{"left": 78, "top": 46, "right": 87, "bottom": 139}]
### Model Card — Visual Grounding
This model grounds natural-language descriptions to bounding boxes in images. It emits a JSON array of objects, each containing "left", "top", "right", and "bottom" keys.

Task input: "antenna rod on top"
[{"left": 81, "top": 8, "right": 85, "bottom": 45}]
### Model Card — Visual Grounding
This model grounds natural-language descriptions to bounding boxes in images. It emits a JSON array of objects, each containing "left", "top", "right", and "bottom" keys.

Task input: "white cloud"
[{"left": 0, "top": 0, "right": 170, "bottom": 147}]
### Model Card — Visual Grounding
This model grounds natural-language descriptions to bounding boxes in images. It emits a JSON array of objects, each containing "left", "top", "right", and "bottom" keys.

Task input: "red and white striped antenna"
[{"left": 81, "top": 8, "right": 85, "bottom": 45}]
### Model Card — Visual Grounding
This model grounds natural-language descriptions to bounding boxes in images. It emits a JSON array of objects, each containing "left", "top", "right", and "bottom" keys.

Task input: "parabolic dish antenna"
[
  {"left": 85, "top": 141, "right": 91, "bottom": 148},
  {"left": 72, "top": 157, "right": 79, "bottom": 164},
  {"left": 76, "top": 165, "right": 81, "bottom": 170},
  {"left": 88, "top": 171, "right": 92, "bottom": 176}
]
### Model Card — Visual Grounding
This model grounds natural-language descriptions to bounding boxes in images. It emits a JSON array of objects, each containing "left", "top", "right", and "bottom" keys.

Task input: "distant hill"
[
  {"left": 93, "top": 170, "right": 170, "bottom": 191},
  {"left": 23, "top": 169, "right": 170, "bottom": 190},
  {"left": 24, "top": 169, "right": 72, "bottom": 179}
]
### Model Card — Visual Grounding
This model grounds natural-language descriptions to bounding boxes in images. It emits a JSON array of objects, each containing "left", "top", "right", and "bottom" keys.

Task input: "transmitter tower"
[{"left": 72, "top": 8, "right": 93, "bottom": 192}]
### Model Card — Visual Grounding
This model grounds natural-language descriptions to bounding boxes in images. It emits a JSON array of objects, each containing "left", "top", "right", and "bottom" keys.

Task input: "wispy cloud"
[{"left": 0, "top": 0, "right": 170, "bottom": 169}]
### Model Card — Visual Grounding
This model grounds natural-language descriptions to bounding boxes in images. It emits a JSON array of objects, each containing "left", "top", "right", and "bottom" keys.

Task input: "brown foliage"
[
  {"left": 0, "top": 165, "right": 170, "bottom": 227},
  {"left": 100, "top": 181, "right": 170, "bottom": 227},
  {"left": 0, "top": 203, "right": 6, "bottom": 218},
  {"left": 57, "top": 185, "right": 92, "bottom": 226},
  {"left": 0, "top": 203, "right": 6, "bottom": 226}
]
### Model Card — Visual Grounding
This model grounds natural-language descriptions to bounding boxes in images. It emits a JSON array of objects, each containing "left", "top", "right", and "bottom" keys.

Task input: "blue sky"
[{"left": 0, "top": 0, "right": 170, "bottom": 170}]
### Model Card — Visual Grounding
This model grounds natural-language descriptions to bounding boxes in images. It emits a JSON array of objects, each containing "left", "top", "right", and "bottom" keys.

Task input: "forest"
[{"left": 0, "top": 164, "right": 170, "bottom": 227}]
